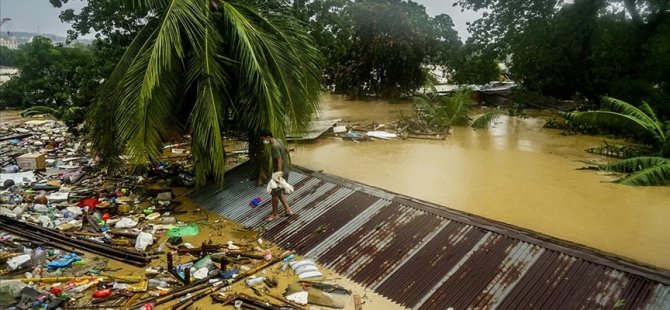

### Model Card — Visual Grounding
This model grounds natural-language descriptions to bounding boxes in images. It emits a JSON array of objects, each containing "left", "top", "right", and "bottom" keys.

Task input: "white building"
[
  {"left": 0, "top": 67, "right": 18, "bottom": 84},
  {"left": 0, "top": 37, "right": 18, "bottom": 50}
]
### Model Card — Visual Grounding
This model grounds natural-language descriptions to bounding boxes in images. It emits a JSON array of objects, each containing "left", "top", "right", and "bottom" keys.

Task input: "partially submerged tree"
[
  {"left": 410, "top": 90, "right": 503, "bottom": 132},
  {"left": 88, "top": 0, "right": 321, "bottom": 187},
  {"left": 565, "top": 97, "right": 670, "bottom": 185}
]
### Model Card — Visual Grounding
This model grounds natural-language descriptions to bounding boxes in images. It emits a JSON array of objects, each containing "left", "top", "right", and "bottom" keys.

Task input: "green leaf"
[
  {"left": 615, "top": 160, "right": 670, "bottom": 186},
  {"left": 601, "top": 156, "right": 669, "bottom": 173},
  {"left": 472, "top": 109, "right": 504, "bottom": 129}
]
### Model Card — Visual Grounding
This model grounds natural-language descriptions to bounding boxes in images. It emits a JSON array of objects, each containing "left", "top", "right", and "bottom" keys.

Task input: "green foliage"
[
  {"left": 411, "top": 90, "right": 502, "bottom": 130},
  {"left": 565, "top": 97, "right": 668, "bottom": 154},
  {"left": 0, "top": 37, "right": 100, "bottom": 109},
  {"left": 293, "top": 0, "right": 462, "bottom": 99},
  {"left": 456, "top": 0, "right": 670, "bottom": 116},
  {"left": 449, "top": 44, "right": 500, "bottom": 85},
  {"left": 566, "top": 97, "right": 670, "bottom": 186},
  {"left": 51, "top": 0, "right": 156, "bottom": 88},
  {"left": 601, "top": 156, "right": 670, "bottom": 186},
  {"left": 334, "top": 1, "right": 425, "bottom": 99},
  {"left": 0, "top": 46, "right": 17, "bottom": 66},
  {"left": 290, "top": 0, "right": 353, "bottom": 86},
  {"left": 89, "top": 0, "right": 322, "bottom": 187},
  {"left": 471, "top": 109, "right": 504, "bottom": 129}
]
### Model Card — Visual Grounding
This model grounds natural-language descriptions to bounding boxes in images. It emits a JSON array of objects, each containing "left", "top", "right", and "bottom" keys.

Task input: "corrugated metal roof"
[{"left": 191, "top": 165, "right": 670, "bottom": 309}]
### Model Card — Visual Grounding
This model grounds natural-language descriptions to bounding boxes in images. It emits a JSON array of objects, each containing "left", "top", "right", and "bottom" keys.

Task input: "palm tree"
[
  {"left": 87, "top": 0, "right": 321, "bottom": 187},
  {"left": 565, "top": 97, "right": 670, "bottom": 186},
  {"left": 410, "top": 90, "right": 504, "bottom": 132}
]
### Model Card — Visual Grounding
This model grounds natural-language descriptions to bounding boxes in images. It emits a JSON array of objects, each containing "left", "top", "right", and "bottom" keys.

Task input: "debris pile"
[
  {"left": 328, "top": 117, "right": 448, "bottom": 142},
  {"left": 1, "top": 117, "right": 357, "bottom": 310}
]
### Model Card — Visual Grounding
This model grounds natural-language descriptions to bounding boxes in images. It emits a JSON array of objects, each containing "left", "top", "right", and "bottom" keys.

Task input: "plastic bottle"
[
  {"left": 33, "top": 204, "right": 49, "bottom": 213},
  {"left": 148, "top": 279, "right": 169, "bottom": 288},
  {"left": 282, "top": 253, "right": 296, "bottom": 262},
  {"left": 178, "top": 293, "right": 192, "bottom": 303},
  {"left": 139, "top": 303, "right": 154, "bottom": 310},
  {"left": 31, "top": 248, "right": 47, "bottom": 266},
  {"left": 245, "top": 277, "right": 266, "bottom": 286},
  {"left": 92, "top": 288, "right": 112, "bottom": 298},
  {"left": 160, "top": 216, "right": 176, "bottom": 224}
]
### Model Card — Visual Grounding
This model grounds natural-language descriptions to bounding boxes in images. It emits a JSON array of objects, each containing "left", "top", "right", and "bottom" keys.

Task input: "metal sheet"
[{"left": 193, "top": 166, "right": 670, "bottom": 309}]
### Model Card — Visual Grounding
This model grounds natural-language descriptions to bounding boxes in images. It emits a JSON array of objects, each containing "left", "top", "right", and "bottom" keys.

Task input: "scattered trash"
[
  {"left": 249, "top": 196, "right": 262, "bottom": 208},
  {"left": 0, "top": 116, "right": 355, "bottom": 310},
  {"left": 135, "top": 232, "right": 154, "bottom": 252},
  {"left": 7, "top": 254, "right": 31, "bottom": 270},
  {"left": 167, "top": 224, "right": 199, "bottom": 237},
  {"left": 115, "top": 217, "right": 138, "bottom": 228},
  {"left": 285, "top": 291, "right": 309, "bottom": 305},
  {"left": 332, "top": 125, "right": 347, "bottom": 133},
  {"left": 289, "top": 259, "right": 323, "bottom": 279},
  {"left": 366, "top": 131, "right": 397, "bottom": 139}
]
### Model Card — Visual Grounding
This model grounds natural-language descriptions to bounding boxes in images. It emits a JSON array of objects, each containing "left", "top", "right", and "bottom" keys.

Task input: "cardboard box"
[{"left": 16, "top": 153, "right": 46, "bottom": 171}]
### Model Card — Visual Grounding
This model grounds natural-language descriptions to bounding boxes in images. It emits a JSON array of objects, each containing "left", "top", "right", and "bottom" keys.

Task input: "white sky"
[{"left": 0, "top": 0, "right": 482, "bottom": 40}]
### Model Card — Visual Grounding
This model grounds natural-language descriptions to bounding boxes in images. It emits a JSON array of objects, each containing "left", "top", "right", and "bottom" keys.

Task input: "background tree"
[
  {"left": 0, "top": 46, "right": 17, "bottom": 67},
  {"left": 293, "top": 0, "right": 462, "bottom": 98},
  {"left": 334, "top": 0, "right": 426, "bottom": 99},
  {"left": 291, "top": 0, "right": 354, "bottom": 87},
  {"left": 50, "top": 0, "right": 153, "bottom": 81},
  {"left": 0, "top": 37, "right": 99, "bottom": 109},
  {"left": 456, "top": 0, "right": 670, "bottom": 117},
  {"left": 449, "top": 44, "right": 499, "bottom": 85}
]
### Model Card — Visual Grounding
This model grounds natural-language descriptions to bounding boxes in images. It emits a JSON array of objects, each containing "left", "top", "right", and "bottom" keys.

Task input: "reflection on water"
[{"left": 292, "top": 94, "right": 670, "bottom": 270}]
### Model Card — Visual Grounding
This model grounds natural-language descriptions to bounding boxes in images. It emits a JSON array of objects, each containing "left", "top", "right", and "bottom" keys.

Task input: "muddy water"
[{"left": 292, "top": 93, "right": 670, "bottom": 270}]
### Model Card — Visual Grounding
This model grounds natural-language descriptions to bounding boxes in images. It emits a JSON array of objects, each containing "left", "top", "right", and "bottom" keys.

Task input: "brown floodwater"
[{"left": 292, "top": 93, "right": 670, "bottom": 270}]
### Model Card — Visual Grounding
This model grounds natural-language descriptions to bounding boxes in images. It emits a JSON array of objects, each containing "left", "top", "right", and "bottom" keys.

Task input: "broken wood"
[{"left": 354, "top": 294, "right": 363, "bottom": 310}]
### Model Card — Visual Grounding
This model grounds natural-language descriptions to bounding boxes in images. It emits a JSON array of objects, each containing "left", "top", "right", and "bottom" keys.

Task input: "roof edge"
[{"left": 290, "top": 164, "right": 670, "bottom": 285}]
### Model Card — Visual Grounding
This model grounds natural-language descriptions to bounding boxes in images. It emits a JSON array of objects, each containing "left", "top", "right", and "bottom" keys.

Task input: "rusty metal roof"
[{"left": 192, "top": 165, "right": 670, "bottom": 309}]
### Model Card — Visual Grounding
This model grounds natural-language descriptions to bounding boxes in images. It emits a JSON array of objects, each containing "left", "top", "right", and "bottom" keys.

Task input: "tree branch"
[{"left": 624, "top": 0, "right": 643, "bottom": 25}]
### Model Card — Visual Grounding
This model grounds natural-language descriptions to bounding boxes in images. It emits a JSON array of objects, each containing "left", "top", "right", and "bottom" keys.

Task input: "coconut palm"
[
  {"left": 411, "top": 90, "right": 504, "bottom": 131},
  {"left": 565, "top": 97, "right": 670, "bottom": 186},
  {"left": 87, "top": 0, "right": 321, "bottom": 187}
]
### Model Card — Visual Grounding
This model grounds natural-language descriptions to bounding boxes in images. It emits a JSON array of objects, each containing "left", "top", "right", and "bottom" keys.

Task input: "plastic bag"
[
  {"left": 135, "top": 232, "right": 154, "bottom": 252},
  {"left": 115, "top": 217, "right": 138, "bottom": 228},
  {"left": 167, "top": 225, "right": 199, "bottom": 237}
]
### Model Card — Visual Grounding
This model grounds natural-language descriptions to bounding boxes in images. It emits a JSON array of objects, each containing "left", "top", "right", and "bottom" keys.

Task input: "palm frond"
[
  {"left": 601, "top": 156, "right": 670, "bottom": 173},
  {"left": 564, "top": 110, "right": 663, "bottom": 143},
  {"left": 125, "top": 0, "right": 170, "bottom": 11},
  {"left": 236, "top": 5, "right": 322, "bottom": 133},
  {"left": 472, "top": 109, "right": 504, "bottom": 129},
  {"left": 615, "top": 160, "right": 670, "bottom": 186},
  {"left": 638, "top": 101, "right": 660, "bottom": 124},
  {"left": 221, "top": 2, "right": 284, "bottom": 138},
  {"left": 187, "top": 0, "right": 228, "bottom": 187},
  {"left": 87, "top": 19, "right": 159, "bottom": 171},
  {"left": 445, "top": 91, "right": 474, "bottom": 126},
  {"left": 116, "top": 0, "right": 207, "bottom": 167}
]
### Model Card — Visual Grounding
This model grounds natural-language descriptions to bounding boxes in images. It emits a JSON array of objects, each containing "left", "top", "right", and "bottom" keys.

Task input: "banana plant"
[{"left": 565, "top": 97, "right": 670, "bottom": 186}]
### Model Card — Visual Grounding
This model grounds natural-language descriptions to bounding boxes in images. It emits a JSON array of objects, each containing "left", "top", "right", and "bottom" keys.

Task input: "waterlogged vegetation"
[{"left": 566, "top": 97, "right": 670, "bottom": 185}]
